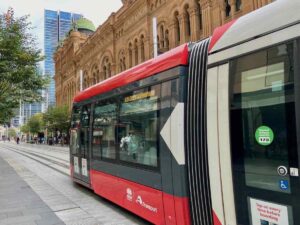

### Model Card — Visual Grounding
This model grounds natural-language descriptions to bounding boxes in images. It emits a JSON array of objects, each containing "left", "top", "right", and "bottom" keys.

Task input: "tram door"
[
  {"left": 71, "top": 105, "right": 91, "bottom": 185},
  {"left": 228, "top": 42, "right": 300, "bottom": 225}
]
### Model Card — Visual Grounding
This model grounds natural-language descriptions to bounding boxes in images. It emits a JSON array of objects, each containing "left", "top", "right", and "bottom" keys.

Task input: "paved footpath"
[{"left": 0, "top": 155, "right": 64, "bottom": 225}]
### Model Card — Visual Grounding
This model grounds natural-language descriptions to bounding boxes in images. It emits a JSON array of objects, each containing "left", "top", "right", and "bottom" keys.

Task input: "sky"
[{"left": 0, "top": 0, "right": 123, "bottom": 52}]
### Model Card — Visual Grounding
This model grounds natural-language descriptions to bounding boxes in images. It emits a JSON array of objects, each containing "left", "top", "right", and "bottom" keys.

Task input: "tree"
[
  {"left": 8, "top": 128, "right": 16, "bottom": 138},
  {"left": 0, "top": 8, "right": 49, "bottom": 123},
  {"left": 43, "top": 105, "right": 70, "bottom": 138},
  {"left": 27, "top": 113, "right": 44, "bottom": 135},
  {"left": 20, "top": 124, "right": 29, "bottom": 133}
]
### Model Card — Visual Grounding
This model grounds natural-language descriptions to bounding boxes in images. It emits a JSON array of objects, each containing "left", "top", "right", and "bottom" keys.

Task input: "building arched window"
[
  {"left": 236, "top": 0, "right": 241, "bottom": 11},
  {"left": 134, "top": 39, "right": 138, "bottom": 65},
  {"left": 174, "top": 11, "right": 180, "bottom": 45},
  {"left": 83, "top": 71, "right": 88, "bottom": 89},
  {"left": 165, "top": 29, "right": 169, "bottom": 50},
  {"left": 184, "top": 5, "right": 191, "bottom": 37},
  {"left": 128, "top": 42, "right": 133, "bottom": 68},
  {"left": 160, "top": 25, "right": 164, "bottom": 48},
  {"left": 196, "top": 0, "right": 202, "bottom": 30},
  {"left": 140, "top": 35, "right": 145, "bottom": 62},
  {"left": 92, "top": 65, "right": 99, "bottom": 85},
  {"left": 102, "top": 57, "right": 111, "bottom": 80},
  {"left": 225, "top": 0, "right": 231, "bottom": 17},
  {"left": 83, "top": 78, "right": 88, "bottom": 89},
  {"left": 119, "top": 58, "right": 123, "bottom": 72},
  {"left": 93, "top": 72, "right": 97, "bottom": 84},
  {"left": 122, "top": 56, "right": 126, "bottom": 70},
  {"left": 119, "top": 50, "right": 126, "bottom": 72}
]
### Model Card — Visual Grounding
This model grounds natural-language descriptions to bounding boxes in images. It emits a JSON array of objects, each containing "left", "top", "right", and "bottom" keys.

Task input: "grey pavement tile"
[
  {"left": 0, "top": 208, "right": 27, "bottom": 214},
  {"left": 38, "top": 212, "right": 64, "bottom": 222},
  {"left": 35, "top": 218, "right": 63, "bottom": 225},
  {"left": 0, "top": 214, "right": 41, "bottom": 224},
  {"left": 5, "top": 210, "right": 23, "bottom": 218},
  {"left": 0, "top": 213, "right": 8, "bottom": 219},
  {"left": 11, "top": 223, "right": 37, "bottom": 225},
  {"left": 0, "top": 155, "right": 64, "bottom": 225},
  {"left": 22, "top": 207, "right": 53, "bottom": 215}
]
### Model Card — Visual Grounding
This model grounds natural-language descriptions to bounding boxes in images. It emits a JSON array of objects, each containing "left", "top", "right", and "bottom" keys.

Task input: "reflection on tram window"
[
  {"left": 70, "top": 129, "right": 79, "bottom": 154},
  {"left": 92, "top": 101, "right": 117, "bottom": 159},
  {"left": 71, "top": 107, "right": 81, "bottom": 128},
  {"left": 231, "top": 43, "right": 295, "bottom": 193},
  {"left": 119, "top": 85, "right": 160, "bottom": 167},
  {"left": 80, "top": 106, "right": 90, "bottom": 156},
  {"left": 70, "top": 107, "right": 81, "bottom": 154}
]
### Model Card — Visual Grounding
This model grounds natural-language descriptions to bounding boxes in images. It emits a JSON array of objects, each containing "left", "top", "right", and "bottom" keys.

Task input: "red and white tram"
[{"left": 70, "top": 1, "right": 300, "bottom": 224}]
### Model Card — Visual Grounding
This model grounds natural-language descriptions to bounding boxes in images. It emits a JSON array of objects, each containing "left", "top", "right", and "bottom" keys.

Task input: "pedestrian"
[{"left": 16, "top": 137, "right": 20, "bottom": 144}]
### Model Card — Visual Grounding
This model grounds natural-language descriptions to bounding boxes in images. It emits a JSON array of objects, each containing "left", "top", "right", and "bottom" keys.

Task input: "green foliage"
[
  {"left": 27, "top": 113, "right": 44, "bottom": 135},
  {"left": 8, "top": 128, "right": 16, "bottom": 137},
  {"left": 43, "top": 105, "right": 70, "bottom": 134},
  {"left": 20, "top": 124, "right": 29, "bottom": 133},
  {"left": 0, "top": 8, "right": 49, "bottom": 123}
]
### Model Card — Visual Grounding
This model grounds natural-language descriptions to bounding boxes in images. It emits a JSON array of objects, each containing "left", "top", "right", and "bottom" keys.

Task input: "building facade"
[
  {"left": 44, "top": 10, "right": 82, "bottom": 108},
  {"left": 54, "top": 0, "right": 274, "bottom": 109}
]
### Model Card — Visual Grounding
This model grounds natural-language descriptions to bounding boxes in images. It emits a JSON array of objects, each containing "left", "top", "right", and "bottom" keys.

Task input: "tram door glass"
[
  {"left": 80, "top": 105, "right": 90, "bottom": 159},
  {"left": 230, "top": 42, "right": 300, "bottom": 225},
  {"left": 70, "top": 107, "right": 81, "bottom": 155}
]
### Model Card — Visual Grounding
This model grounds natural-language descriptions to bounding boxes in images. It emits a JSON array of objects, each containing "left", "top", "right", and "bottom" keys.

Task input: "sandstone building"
[{"left": 54, "top": 0, "right": 273, "bottom": 108}]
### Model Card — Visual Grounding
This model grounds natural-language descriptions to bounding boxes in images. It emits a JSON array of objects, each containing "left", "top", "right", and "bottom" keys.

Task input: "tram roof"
[
  {"left": 208, "top": 0, "right": 300, "bottom": 53},
  {"left": 73, "top": 44, "right": 189, "bottom": 103}
]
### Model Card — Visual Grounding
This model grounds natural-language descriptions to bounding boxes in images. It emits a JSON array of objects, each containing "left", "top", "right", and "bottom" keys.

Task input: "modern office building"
[
  {"left": 11, "top": 101, "right": 43, "bottom": 127},
  {"left": 44, "top": 9, "right": 82, "bottom": 108},
  {"left": 11, "top": 66, "right": 44, "bottom": 127}
]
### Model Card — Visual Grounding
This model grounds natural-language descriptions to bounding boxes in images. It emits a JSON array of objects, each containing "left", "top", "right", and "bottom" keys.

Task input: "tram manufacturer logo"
[
  {"left": 126, "top": 188, "right": 133, "bottom": 201},
  {"left": 136, "top": 195, "right": 158, "bottom": 213}
]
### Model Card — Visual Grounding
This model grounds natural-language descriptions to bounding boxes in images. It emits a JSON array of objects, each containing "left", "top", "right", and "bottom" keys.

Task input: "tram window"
[
  {"left": 81, "top": 106, "right": 90, "bottom": 128},
  {"left": 118, "top": 85, "right": 160, "bottom": 168},
  {"left": 80, "top": 105, "right": 91, "bottom": 157},
  {"left": 230, "top": 43, "right": 295, "bottom": 193},
  {"left": 92, "top": 101, "right": 117, "bottom": 160},
  {"left": 70, "top": 107, "right": 81, "bottom": 154},
  {"left": 71, "top": 107, "right": 81, "bottom": 129}
]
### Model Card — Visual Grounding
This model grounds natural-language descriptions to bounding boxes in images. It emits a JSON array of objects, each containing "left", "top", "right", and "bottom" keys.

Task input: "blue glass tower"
[{"left": 44, "top": 10, "right": 82, "bottom": 107}]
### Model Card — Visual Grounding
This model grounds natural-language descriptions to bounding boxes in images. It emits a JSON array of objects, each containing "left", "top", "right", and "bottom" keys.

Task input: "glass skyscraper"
[{"left": 44, "top": 10, "right": 82, "bottom": 108}]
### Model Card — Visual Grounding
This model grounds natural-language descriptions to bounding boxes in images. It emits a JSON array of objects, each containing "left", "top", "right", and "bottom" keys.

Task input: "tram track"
[
  {"left": 24, "top": 143, "right": 70, "bottom": 154},
  {"left": 0, "top": 144, "right": 69, "bottom": 176},
  {"left": 17, "top": 144, "right": 69, "bottom": 163}
]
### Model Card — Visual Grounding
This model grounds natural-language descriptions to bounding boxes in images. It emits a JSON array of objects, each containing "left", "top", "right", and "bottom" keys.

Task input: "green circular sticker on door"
[{"left": 255, "top": 126, "right": 274, "bottom": 146}]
